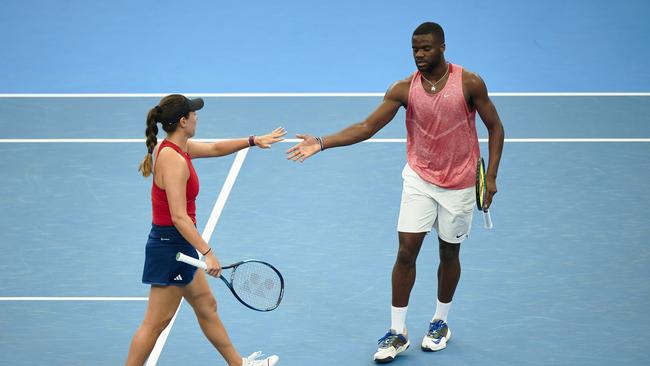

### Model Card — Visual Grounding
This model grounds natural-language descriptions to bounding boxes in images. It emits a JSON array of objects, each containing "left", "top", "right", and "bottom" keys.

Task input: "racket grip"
[
  {"left": 483, "top": 210, "right": 493, "bottom": 230},
  {"left": 176, "top": 252, "right": 207, "bottom": 270}
]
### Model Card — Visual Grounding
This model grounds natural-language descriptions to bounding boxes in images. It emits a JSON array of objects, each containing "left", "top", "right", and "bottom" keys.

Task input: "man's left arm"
[{"left": 466, "top": 72, "right": 505, "bottom": 209}]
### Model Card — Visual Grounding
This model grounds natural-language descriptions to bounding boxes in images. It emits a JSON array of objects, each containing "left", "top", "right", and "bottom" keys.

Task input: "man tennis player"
[{"left": 287, "top": 22, "right": 505, "bottom": 362}]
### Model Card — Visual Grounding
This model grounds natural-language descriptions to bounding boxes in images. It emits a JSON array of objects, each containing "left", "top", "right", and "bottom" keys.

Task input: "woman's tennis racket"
[
  {"left": 176, "top": 252, "right": 284, "bottom": 312},
  {"left": 476, "top": 157, "right": 494, "bottom": 230}
]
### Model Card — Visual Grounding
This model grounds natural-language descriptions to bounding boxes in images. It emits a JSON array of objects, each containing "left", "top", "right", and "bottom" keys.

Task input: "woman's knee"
[
  {"left": 190, "top": 291, "right": 218, "bottom": 316},
  {"left": 142, "top": 314, "right": 174, "bottom": 335}
]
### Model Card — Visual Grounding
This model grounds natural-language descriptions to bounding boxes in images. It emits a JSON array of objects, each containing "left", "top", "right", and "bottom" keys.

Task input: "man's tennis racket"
[
  {"left": 476, "top": 157, "right": 494, "bottom": 229},
  {"left": 176, "top": 252, "right": 284, "bottom": 312}
]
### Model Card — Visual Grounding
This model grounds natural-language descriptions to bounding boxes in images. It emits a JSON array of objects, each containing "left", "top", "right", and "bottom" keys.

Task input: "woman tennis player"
[{"left": 125, "top": 94, "right": 284, "bottom": 366}]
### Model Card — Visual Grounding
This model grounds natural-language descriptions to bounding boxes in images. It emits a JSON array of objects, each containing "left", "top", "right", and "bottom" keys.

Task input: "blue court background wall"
[{"left": 1, "top": 0, "right": 648, "bottom": 93}]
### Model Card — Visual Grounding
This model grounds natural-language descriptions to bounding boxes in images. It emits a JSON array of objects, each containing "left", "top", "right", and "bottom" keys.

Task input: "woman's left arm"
[{"left": 188, "top": 127, "right": 286, "bottom": 158}]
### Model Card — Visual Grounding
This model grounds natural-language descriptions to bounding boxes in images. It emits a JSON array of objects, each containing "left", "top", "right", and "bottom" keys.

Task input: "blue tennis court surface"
[
  {"left": 2, "top": 0, "right": 650, "bottom": 364},
  {"left": 1, "top": 95, "right": 649, "bottom": 365}
]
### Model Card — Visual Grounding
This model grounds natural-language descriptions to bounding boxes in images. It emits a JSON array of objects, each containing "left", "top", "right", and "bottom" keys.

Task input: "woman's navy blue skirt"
[{"left": 142, "top": 224, "right": 199, "bottom": 286}]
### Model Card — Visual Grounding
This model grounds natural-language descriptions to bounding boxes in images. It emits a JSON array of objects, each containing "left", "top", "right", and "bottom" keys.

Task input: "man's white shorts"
[{"left": 397, "top": 163, "right": 475, "bottom": 243}]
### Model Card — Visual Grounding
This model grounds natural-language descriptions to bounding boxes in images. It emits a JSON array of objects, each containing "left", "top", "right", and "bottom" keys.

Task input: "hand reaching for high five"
[
  {"left": 286, "top": 134, "right": 322, "bottom": 162},
  {"left": 254, "top": 127, "right": 287, "bottom": 148}
]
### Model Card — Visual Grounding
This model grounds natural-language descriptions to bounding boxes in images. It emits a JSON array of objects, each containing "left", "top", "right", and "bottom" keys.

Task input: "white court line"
[
  {"left": 0, "top": 138, "right": 649, "bottom": 143},
  {"left": 0, "top": 297, "right": 147, "bottom": 301},
  {"left": 200, "top": 149, "right": 249, "bottom": 243},
  {"left": 0, "top": 138, "right": 144, "bottom": 143},
  {"left": 0, "top": 92, "right": 649, "bottom": 98},
  {"left": 0, "top": 93, "right": 384, "bottom": 98},
  {"left": 500, "top": 138, "right": 650, "bottom": 142},
  {"left": 144, "top": 148, "right": 249, "bottom": 366}
]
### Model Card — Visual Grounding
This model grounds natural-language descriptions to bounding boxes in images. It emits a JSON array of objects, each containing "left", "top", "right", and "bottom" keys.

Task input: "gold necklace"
[{"left": 421, "top": 63, "right": 449, "bottom": 92}]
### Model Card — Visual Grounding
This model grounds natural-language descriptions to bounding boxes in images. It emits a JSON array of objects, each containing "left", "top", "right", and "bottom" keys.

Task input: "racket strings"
[{"left": 231, "top": 262, "right": 283, "bottom": 310}]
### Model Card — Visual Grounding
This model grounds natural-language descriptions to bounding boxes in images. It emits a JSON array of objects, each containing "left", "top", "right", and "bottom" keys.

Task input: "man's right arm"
[
  {"left": 322, "top": 81, "right": 407, "bottom": 149},
  {"left": 287, "top": 79, "right": 409, "bottom": 161}
]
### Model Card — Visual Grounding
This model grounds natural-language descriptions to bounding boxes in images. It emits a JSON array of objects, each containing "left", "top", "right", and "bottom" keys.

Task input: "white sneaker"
[
  {"left": 373, "top": 330, "right": 410, "bottom": 363},
  {"left": 421, "top": 319, "right": 451, "bottom": 352},
  {"left": 242, "top": 351, "right": 279, "bottom": 366}
]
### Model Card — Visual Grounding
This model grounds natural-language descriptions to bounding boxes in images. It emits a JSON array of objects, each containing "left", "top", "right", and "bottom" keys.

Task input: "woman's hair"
[{"left": 138, "top": 94, "right": 188, "bottom": 177}]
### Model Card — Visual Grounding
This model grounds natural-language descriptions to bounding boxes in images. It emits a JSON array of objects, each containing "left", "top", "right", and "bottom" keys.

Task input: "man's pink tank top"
[{"left": 405, "top": 64, "right": 479, "bottom": 189}]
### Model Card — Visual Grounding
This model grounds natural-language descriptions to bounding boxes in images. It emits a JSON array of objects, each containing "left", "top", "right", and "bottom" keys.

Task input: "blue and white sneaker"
[
  {"left": 421, "top": 319, "right": 451, "bottom": 352},
  {"left": 373, "top": 330, "right": 410, "bottom": 363}
]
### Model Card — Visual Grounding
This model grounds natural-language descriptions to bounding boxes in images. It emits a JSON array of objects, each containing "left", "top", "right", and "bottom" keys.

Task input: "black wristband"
[
  {"left": 315, "top": 136, "right": 324, "bottom": 151},
  {"left": 202, "top": 247, "right": 212, "bottom": 256}
]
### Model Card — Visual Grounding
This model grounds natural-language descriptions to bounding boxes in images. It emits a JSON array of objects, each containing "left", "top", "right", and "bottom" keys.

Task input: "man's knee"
[
  {"left": 396, "top": 232, "right": 426, "bottom": 267},
  {"left": 396, "top": 246, "right": 418, "bottom": 267},
  {"left": 438, "top": 240, "right": 460, "bottom": 263}
]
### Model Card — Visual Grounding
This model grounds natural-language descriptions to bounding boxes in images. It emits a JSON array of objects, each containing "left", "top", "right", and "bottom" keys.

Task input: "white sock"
[
  {"left": 432, "top": 299, "right": 452, "bottom": 323},
  {"left": 391, "top": 305, "right": 408, "bottom": 335}
]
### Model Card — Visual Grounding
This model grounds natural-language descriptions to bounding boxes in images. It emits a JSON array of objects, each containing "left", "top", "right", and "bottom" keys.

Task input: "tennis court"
[{"left": 1, "top": 1, "right": 649, "bottom": 365}]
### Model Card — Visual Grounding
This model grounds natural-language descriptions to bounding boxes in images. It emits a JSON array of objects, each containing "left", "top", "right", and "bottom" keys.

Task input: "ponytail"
[{"left": 138, "top": 107, "right": 160, "bottom": 177}]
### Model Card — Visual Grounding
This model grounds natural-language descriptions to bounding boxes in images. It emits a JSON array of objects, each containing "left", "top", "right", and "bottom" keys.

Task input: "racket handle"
[
  {"left": 176, "top": 252, "right": 207, "bottom": 270},
  {"left": 483, "top": 210, "right": 493, "bottom": 230}
]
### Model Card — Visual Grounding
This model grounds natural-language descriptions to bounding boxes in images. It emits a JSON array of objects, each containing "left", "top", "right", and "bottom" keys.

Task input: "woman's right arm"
[{"left": 158, "top": 149, "right": 221, "bottom": 277}]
